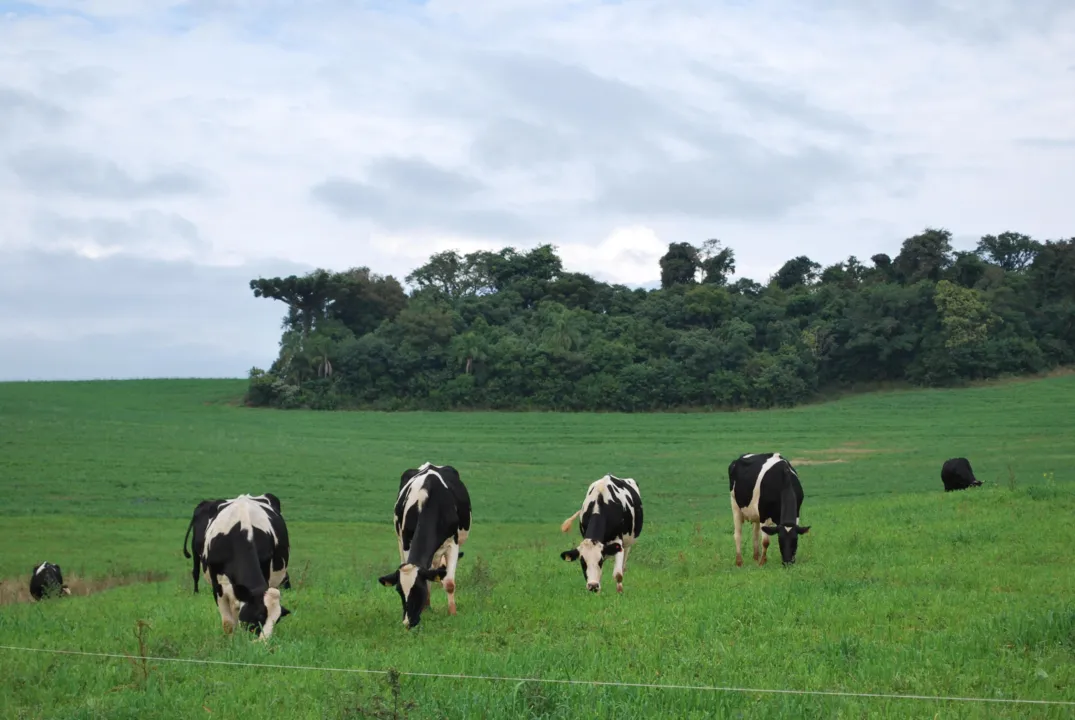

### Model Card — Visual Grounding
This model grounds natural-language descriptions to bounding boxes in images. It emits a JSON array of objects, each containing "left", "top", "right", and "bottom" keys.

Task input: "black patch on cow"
[
  {"left": 941, "top": 457, "right": 982, "bottom": 492},
  {"left": 729, "top": 453, "right": 810, "bottom": 565},
  {"left": 183, "top": 498, "right": 226, "bottom": 593},
  {"left": 380, "top": 463, "right": 471, "bottom": 629},
  {"left": 202, "top": 496, "right": 291, "bottom": 635},
  {"left": 29, "top": 562, "right": 69, "bottom": 600}
]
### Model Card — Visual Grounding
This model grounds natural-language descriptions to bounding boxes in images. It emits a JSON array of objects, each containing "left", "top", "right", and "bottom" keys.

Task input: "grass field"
[{"left": 1, "top": 376, "right": 1074, "bottom": 719}]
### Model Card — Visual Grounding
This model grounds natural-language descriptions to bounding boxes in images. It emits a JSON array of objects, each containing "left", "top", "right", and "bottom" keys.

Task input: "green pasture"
[{"left": 0, "top": 376, "right": 1073, "bottom": 718}]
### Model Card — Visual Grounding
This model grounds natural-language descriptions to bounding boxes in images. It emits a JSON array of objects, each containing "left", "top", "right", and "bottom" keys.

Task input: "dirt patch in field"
[
  {"left": 790, "top": 442, "right": 900, "bottom": 465},
  {"left": 0, "top": 570, "right": 169, "bottom": 606}
]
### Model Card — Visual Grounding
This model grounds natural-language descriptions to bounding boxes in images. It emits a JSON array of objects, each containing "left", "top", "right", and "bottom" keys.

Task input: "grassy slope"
[{"left": 0, "top": 377, "right": 1073, "bottom": 718}]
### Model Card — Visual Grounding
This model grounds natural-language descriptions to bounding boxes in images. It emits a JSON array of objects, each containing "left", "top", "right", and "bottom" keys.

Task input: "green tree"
[
  {"left": 934, "top": 280, "right": 998, "bottom": 349},
  {"left": 659, "top": 242, "right": 700, "bottom": 288},
  {"left": 976, "top": 232, "right": 1041, "bottom": 272}
]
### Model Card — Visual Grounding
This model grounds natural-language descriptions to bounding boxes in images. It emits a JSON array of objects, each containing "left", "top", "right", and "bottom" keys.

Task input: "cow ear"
[
  {"left": 418, "top": 567, "right": 447, "bottom": 581},
  {"left": 796, "top": 526, "right": 811, "bottom": 535},
  {"left": 279, "top": 606, "right": 291, "bottom": 617},
  {"left": 457, "top": 551, "right": 464, "bottom": 560},
  {"left": 378, "top": 571, "right": 400, "bottom": 587},
  {"left": 602, "top": 543, "right": 622, "bottom": 556},
  {"left": 560, "top": 549, "right": 580, "bottom": 561},
  {"left": 761, "top": 526, "right": 779, "bottom": 536}
]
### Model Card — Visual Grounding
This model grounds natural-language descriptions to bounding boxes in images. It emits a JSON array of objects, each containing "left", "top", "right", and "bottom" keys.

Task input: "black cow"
[
  {"left": 30, "top": 562, "right": 70, "bottom": 600},
  {"left": 183, "top": 499, "right": 226, "bottom": 593},
  {"left": 201, "top": 493, "right": 291, "bottom": 639},
  {"left": 941, "top": 457, "right": 982, "bottom": 492},
  {"left": 729, "top": 453, "right": 810, "bottom": 567},
  {"left": 378, "top": 462, "right": 471, "bottom": 629},
  {"left": 559, "top": 474, "right": 643, "bottom": 594}
]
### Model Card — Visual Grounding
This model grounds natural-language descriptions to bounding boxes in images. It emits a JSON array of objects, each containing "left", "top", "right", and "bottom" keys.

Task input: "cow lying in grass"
[{"left": 30, "top": 562, "right": 70, "bottom": 600}]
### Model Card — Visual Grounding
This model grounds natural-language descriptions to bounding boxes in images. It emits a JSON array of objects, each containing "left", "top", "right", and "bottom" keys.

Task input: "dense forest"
[{"left": 245, "top": 228, "right": 1075, "bottom": 411}]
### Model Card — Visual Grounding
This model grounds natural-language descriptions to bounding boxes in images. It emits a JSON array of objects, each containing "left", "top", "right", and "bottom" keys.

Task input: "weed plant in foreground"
[{"left": 0, "top": 376, "right": 1074, "bottom": 718}]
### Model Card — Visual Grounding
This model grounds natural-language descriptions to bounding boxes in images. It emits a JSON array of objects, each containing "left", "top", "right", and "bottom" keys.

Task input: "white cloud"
[{"left": 1, "top": 0, "right": 1073, "bottom": 378}]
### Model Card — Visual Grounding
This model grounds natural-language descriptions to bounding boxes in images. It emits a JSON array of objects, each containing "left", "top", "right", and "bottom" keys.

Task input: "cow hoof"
[
  {"left": 735, "top": 556, "right": 743, "bottom": 567},
  {"left": 616, "top": 583, "right": 623, "bottom": 593},
  {"left": 444, "top": 579, "right": 455, "bottom": 594},
  {"left": 759, "top": 557, "right": 767, "bottom": 567},
  {"left": 448, "top": 603, "right": 457, "bottom": 616}
]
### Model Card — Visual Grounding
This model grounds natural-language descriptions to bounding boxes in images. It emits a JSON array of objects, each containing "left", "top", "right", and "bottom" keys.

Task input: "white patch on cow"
[
  {"left": 396, "top": 465, "right": 448, "bottom": 528},
  {"left": 268, "top": 564, "right": 288, "bottom": 589},
  {"left": 34, "top": 562, "right": 48, "bottom": 577},
  {"left": 205, "top": 495, "right": 276, "bottom": 545},
  {"left": 578, "top": 539, "right": 606, "bottom": 588},
  {"left": 215, "top": 574, "right": 239, "bottom": 632},
  {"left": 399, "top": 564, "right": 419, "bottom": 626},
  {"left": 738, "top": 454, "right": 785, "bottom": 523},
  {"left": 260, "top": 588, "right": 282, "bottom": 640}
]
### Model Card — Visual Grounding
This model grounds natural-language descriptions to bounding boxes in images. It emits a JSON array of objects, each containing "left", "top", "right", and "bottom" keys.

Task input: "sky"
[{"left": 1, "top": 0, "right": 1073, "bottom": 381}]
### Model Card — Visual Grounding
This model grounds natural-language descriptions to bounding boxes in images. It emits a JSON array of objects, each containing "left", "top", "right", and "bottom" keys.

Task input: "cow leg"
[
  {"left": 613, "top": 548, "right": 627, "bottom": 593},
  {"left": 760, "top": 523, "right": 771, "bottom": 566},
  {"left": 397, "top": 535, "right": 406, "bottom": 565},
  {"left": 213, "top": 576, "right": 237, "bottom": 633},
  {"left": 751, "top": 522, "right": 761, "bottom": 563},
  {"left": 731, "top": 497, "right": 744, "bottom": 567},
  {"left": 443, "top": 542, "right": 461, "bottom": 615}
]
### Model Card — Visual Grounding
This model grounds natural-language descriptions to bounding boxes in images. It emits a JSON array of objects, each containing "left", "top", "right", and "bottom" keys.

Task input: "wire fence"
[{"left": 2, "top": 644, "right": 1073, "bottom": 707}]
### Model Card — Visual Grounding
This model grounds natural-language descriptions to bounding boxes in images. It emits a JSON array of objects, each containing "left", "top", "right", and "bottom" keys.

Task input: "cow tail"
[
  {"left": 182, "top": 516, "right": 195, "bottom": 559},
  {"left": 560, "top": 509, "right": 581, "bottom": 533}
]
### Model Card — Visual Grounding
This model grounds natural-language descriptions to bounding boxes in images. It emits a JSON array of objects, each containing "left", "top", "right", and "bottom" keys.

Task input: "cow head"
[
  {"left": 379, "top": 563, "right": 446, "bottom": 629},
  {"left": 560, "top": 539, "right": 622, "bottom": 593},
  {"left": 238, "top": 588, "right": 291, "bottom": 639},
  {"left": 761, "top": 524, "right": 810, "bottom": 565}
]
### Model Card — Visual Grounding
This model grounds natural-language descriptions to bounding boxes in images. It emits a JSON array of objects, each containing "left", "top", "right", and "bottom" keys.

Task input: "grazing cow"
[
  {"left": 184, "top": 496, "right": 292, "bottom": 594},
  {"left": 29, "top": 562, "right": 70, "bottom": 600},
  {"left": 559, "top": 474, "right": 643, "bottom": 594},
  {"left": 729, "top": 453, "right": 810, "bottom": 567},
  {"left": 183, "top": 498, "right": 226, "bottom": 593},
  {"left": 378, "top": 462, "right": 471, "bottom": 629},
  {"left": 941, "top": 457, "right": 982, "bottom": 492},
  {"left": 201, "top": 493, "right": 291, "bottom": 638}
]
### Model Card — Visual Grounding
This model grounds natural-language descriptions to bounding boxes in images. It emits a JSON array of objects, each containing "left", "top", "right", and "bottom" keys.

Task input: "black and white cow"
[
  {"left": 729, "top": 453, "right": 810, "bottom": 567},
  {"left": 183, "top": 498, "right": 226, "bottom": 593},
  {"left": 184, "top": 496, "right": 291, "bottom": 594},
  {"left": 29, "top": 562, "right": 70, "bottom": 600},
  {"left": 941, "top": 457, "right": 982, "bottom": 492},
  {"left": 378, "top": 462, "right": 471, "bottom": 629},
  {"left": 201, "top": 493, "right": 291, "bottom": 639},
  {"left": 559, "top": 474, "right": 643, "bottom": 594}
]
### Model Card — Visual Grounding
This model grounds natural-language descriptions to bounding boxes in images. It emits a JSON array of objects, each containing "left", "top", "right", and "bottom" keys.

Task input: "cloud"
[
  {"left": 0, "top": 249, "right": 309, "bottom": 380},
  {"left": 0, "top": 86, "right": 70, "bottom": 135},
  {"left": 9, "top": 146, "right": 207, "bottom": 199},
  {"left": 31, "top": 209, "right": 209, "bottom": 260},
  {"left": 0, "top": 0, "right": 1073, "bottom": 379}
]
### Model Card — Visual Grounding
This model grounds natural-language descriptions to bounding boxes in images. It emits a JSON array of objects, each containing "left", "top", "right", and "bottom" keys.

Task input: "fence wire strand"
[{"left": 1, "top": 644, "right": 1072, "bottom": 707}]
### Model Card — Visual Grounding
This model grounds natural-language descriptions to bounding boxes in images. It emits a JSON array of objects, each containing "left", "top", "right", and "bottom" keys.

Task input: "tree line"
[{"left": 245, "top": 228, "right": 1075, "bottom": 411}]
